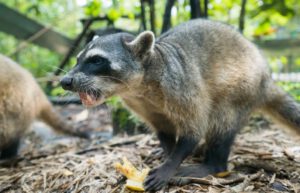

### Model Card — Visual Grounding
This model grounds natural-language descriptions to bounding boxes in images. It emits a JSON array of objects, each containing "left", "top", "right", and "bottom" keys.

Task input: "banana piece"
[{"left": 114, "top": 157, "right": 149, "bottom": 191}]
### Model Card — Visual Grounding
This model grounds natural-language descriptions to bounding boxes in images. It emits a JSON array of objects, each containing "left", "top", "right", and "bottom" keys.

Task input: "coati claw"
[
  {"left": 144, "top": 166, "right": 173, "bottom": 191},
  {"left": 76, "top": 131, "right": 91, "bottom": 139},
  {"left": 175, "top": 164, "right": 225, "bottom": 178},
  {"left": 144, "top": 148, "right": 164, "bottom": 164},
  {"left": 169, "top": 177, "right": 192, "bottom": 186}
]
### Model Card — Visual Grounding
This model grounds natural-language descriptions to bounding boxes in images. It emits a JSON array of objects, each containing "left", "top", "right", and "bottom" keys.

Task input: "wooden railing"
[{"left": 272, "top": 73, "right": 300, "bottom": 82}]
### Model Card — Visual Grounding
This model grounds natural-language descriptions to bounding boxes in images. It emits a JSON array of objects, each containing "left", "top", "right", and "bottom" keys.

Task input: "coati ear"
[
  {"left": 92, "top": 35, "right": 100, "bottom": 41},
  {"left": 125, "top": 31, "right": 155, "bottom": 58}
]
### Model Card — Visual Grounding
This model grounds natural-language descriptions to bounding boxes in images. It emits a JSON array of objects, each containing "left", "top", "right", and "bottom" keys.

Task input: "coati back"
[
  {"left": 60, "top": 19, "right": 300, "bottom": 191},
  {"left": 0, "top": 54, "right": 86, "bottom": 159}
]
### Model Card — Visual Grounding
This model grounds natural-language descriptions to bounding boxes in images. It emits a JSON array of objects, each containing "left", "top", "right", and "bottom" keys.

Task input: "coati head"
[{"left": 60, "top": 31, "right": 155, "bottom": 107}]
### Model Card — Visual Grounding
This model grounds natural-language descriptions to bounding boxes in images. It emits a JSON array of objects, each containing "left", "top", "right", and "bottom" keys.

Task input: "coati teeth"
[
  {"left": 78, "top": 92, "right": 105, "bottom": 107},
  {"left": 79, "top": 92, "right": 96, "bottom": 106}
]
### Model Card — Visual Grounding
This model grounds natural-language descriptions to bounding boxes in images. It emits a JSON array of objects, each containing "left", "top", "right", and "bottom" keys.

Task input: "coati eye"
[
  {"left": 85, "top": 55, "right": 110, "bottom": 65},
  {"left": 82, "top": 55, "right": 113, "bottom": 76}
]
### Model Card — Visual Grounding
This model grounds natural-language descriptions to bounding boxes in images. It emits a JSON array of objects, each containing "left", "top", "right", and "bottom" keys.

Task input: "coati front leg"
[
  {"left": 144, "top": 131, "right": 176, "bottom": 164},
  {"left": 172, "top": 129, "right": 237, "bottom": 186},
  {"left": 149, "top": 117, "right": 177, "bottom": 158},
  {"left": 157, "top": 131, "right": 176, "bottom": 156},
  {"left": 144, "top": 135, "right": 198, "bottom": 191},
  {"left": 145, "top": 131, "right": 176, "bottom": 164}
]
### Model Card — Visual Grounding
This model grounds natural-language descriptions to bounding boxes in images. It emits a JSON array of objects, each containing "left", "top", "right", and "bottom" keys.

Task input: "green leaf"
[{"left": 107, "top": 8, "right": 120, "bottom": 21}]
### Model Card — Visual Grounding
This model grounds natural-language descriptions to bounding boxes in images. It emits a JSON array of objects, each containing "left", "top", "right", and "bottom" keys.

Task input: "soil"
[{"left": 0, "top": 104, "right": 299, "bottom": 193}]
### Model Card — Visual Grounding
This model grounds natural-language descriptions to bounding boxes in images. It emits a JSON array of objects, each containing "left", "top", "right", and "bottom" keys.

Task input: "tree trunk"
[
  {"left": 204, "top": 0, "right": 209, "bottom": 18},
  {"left": 140, "top": 0, "right": 147, "bottom": 30},
  {"left": 239, "top": 0, "right": 247, "bottom": 33},
  {"left": 149, "top": 0, "right": 156, "bottom": 35},
  {"left": 161, "top": 0, "right": 176, "bottom": 33},
  {"left": 190, "top": 0, "right": 202, "bottom": 18}
]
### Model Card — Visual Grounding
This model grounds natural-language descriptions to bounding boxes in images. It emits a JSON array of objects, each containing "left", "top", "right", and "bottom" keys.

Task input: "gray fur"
[{"left": 62, "top": 19, "right": 300, "bottom": 190}]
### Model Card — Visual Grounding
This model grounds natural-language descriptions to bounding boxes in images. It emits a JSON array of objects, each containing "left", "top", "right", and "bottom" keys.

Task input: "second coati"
[
  {"left": 0, "top": 54, "right": 88, "bottom": 160},
  {"left": 61, "top": 19, "right": 300, "bottom": 191}
]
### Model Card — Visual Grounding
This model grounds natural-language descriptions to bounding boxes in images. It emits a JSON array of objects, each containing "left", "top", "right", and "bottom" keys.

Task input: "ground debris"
[{"left": 0, "top": 108, "right": 300, "bottom": 192}]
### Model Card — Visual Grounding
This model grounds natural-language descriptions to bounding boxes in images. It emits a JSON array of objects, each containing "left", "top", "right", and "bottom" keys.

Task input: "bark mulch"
[{"left": 0, "top": 106, "right": 299, "bottom": 193}]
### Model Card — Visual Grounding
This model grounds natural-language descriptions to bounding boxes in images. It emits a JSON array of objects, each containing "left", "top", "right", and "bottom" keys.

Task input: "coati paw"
[
  {"left": 169, "top": 177, "right": 192, "bottom": 186},
  {"left": 144, "top": 148, "right": 164, "bottom": 164},
  {"left": 75, "top": 131, "right": 91, "bottom": 139},
  {"left": 175, "top": 164, "right": 225, "bottom": 178},
  {"left": 144, "top": 166, "right": 173, "bottom": 191},
  {"left": 169, "top": 164, "right": 226, "bottom": 186}
]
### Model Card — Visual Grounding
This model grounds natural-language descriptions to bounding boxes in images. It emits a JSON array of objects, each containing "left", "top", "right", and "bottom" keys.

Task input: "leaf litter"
[{"left": 0, "top": 105, "right": 299, "bottom": 193}]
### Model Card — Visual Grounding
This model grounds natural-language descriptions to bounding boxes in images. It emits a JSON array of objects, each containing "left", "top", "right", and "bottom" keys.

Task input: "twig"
[
  {"left": 173, "top": 170, "right": 264, "bottom": 186},
  {"left": 76, "top": 134, "right": 146, "bottom": 155},
  {"left": 0, "top": 184, "right": 12, "bottom": 192}
]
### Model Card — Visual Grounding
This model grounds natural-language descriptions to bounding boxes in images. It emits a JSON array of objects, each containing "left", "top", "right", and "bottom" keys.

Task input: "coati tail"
[
  {"left": 39, "top": 101, "right": 89, "bottom": 138},
  {"left": 263, "top": 81, "right": 300, "bottom": 134}
]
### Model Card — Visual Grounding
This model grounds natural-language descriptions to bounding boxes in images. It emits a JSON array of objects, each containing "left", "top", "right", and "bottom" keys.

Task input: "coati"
[
  {"left": 0, "top": 54, "right": 87, "bottom": 159},
  {"left": 60, "top": 19, "right": 300, "bottom": 191}
]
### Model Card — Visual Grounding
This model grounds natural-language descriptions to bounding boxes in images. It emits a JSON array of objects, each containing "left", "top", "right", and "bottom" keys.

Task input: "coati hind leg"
[
  {"left": 171, "top": 129, "right": 237, "bottom": 186},
  {"left": 0, "top": 138, "right": 20, "bottom": 159}
]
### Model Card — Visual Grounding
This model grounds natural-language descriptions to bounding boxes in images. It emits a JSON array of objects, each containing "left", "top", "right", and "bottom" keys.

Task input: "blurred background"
[
  {"left": 1, "top": 2, "right": 300, "bottom": 192},
  {"left": 0, "top": 0, "right": 299, "bottom": 133}
]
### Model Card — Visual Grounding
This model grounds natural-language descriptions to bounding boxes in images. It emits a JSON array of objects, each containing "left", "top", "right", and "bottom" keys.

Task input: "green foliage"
[
  {"left": 0, "top": 0, "right": 83, "bottom": 81},
  {"left": 106, "top": 96, "right": 142, "bottom": 135},
  {"left": 51, "top": 87, "right": 66, "bottom": 96},
  {"left": 107, "top": 8, "right": 120, "bottom": 21},
  {"left": 0, "top": 0, "right": 300, "bottom": 134},
  {"left": 247, "top": 0, "right": 299, "bottom": 39},
  {"left": 277, "top": 82, "right": 300, "bottom": 101},
  {"left": 83, "top": 0, "right": 139, "bottom": 23},
  {"left": 84, "top": 0, "right": 102, "bottom": 16},
  {"left": 295, "top": 58, "right": 300, "bottom": 67},
  {"left": 0, "top": 32, "right": 63, "bottom": 78},
  {"left": 0, "top": 0, "right": 300, "bottom": 98},
  {"left": 106, "top": 96, "right": 141, "bottom": 125},
  {"left": 106, "top": 96, "right": 122, "bottom": 108}
]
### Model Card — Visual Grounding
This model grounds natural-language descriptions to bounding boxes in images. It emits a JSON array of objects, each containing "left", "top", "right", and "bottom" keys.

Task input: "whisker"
[
  {"left": 96, "top": 75, "right": 133, "bottom": 91},
  {"left": 43, "top": 63, "right": 68, "bottom": 73}
]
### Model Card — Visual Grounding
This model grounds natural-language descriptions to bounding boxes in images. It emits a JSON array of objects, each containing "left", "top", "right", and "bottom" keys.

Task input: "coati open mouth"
[{"left": 78, "top": 91, "right": 105, "bottom": 107}]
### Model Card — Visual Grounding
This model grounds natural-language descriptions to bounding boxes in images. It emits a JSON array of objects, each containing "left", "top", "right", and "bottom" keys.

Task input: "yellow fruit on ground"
[{"left": 114, "top": 157, "right": 150, "bottom": 191}]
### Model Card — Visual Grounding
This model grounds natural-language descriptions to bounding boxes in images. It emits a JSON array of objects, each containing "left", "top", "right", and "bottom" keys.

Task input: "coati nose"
[{"left": 60, "top": 76, "right": 73, "bottom": 90}]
